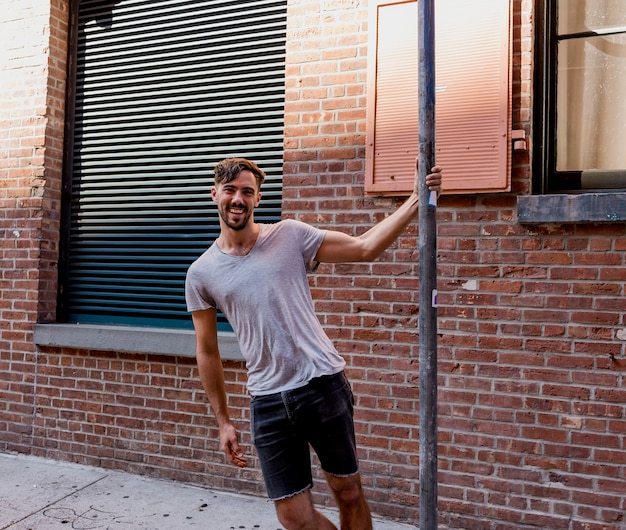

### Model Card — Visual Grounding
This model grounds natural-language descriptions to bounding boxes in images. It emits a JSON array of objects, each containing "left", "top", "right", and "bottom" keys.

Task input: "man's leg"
[
  {"left": 275, "top": 489, "right": 338, "bottom": 530},
  {"left": 302, "top": 373, "right": 371, "bottom": 529},
  {"left": 325, "top": 472, "right": 372, "bottom": 530}
]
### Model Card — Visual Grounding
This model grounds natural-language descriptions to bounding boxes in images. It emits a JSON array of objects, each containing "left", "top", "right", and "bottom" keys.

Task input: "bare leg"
[
  {"left": 325, "top": 472, "right": 372, "bottom": 530},
  {"left": 275, "top": 488, "right": 338, "bottom": 530}
]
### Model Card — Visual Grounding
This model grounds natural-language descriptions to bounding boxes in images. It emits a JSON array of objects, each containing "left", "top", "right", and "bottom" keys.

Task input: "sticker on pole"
[{"left": 432, "top": 289, "right": 438, "bottom": 308}]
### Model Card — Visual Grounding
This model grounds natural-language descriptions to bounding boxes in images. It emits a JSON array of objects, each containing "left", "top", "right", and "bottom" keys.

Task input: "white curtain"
[{"left": 557, "top": 0, "right": 626, "bottom": 185}]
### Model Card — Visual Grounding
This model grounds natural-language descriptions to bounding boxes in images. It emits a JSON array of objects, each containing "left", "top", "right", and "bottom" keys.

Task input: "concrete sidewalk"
[{"left": 0, "top": 452, "right": 415, "bottom": 529}]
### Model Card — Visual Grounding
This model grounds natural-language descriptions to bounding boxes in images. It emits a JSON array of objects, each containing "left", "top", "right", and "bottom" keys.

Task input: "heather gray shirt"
[{"left": 185, "top": 219, "right": 346, "bottom": 396}]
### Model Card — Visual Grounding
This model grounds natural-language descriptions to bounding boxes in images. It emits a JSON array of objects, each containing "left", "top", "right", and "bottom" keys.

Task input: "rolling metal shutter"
[{"left": 61, "top": 0, "right": 286, "bottom": 330}]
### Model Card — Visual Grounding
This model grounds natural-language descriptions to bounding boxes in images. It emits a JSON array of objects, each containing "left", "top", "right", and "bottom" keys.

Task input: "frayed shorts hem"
[
  {"left": 324, "top": 468, "right": 360, "bottom": 479},
  {"left": 269, "top": 483, "right": 313, "bottom": 502}
]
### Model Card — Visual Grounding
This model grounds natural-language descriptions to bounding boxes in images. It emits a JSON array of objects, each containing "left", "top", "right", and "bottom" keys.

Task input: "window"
[
  {"left": 535, "top": 0, "right": 626, "bottom": 192},
  {"left": 366, "top": 0, "right": 512, "bottom": 195},
  {"left": 59, "top": 0, "right": 286, "bottom": 330}
]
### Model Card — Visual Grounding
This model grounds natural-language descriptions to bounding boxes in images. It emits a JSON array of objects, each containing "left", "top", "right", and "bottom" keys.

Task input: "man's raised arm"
[{"left": 315, "top": 165, "right": 442, "bottom": 264}]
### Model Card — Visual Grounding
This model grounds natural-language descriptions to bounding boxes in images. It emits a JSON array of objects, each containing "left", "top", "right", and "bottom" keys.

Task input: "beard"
[{"left": 218, "top": 202, "right": 252, "bottom": 231}]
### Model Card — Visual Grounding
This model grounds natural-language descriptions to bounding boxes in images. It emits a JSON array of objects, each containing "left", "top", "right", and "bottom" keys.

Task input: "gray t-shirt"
[{"left": 185, "top": 219, "right": 346, "bottom": 396}]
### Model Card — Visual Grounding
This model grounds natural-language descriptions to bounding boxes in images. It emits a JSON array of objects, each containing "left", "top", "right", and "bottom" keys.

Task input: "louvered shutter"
[
  {"left": 366, "top": 0, "right": 511, "bottom": 195},
  {"left": 62, "top": 0, "right": 286, "bottom": 329}
]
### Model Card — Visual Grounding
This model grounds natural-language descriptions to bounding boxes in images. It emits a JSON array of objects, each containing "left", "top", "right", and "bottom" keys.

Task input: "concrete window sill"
[
  {"left": 33, "top": 323, "right": 243, "bottom": 361},
  {"left": 517, "top": 192, "right": 626, "bottom": 224}
]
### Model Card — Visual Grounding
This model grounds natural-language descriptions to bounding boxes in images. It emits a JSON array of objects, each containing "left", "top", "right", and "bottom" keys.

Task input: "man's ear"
[
  {"left": 211, "top": 187, "right": 217, "bottom": 201},
  {"left": 255, "top": 192, "right": 262, "bottom": 207}
]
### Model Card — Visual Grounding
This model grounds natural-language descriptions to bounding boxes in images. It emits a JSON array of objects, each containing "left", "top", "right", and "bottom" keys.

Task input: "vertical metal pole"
[{"left": 417, "top": 0, "right": 438, "bottom": 529}]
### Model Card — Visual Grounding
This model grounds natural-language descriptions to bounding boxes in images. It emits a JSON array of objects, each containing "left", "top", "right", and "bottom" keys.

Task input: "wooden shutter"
[
  {"left": 62, "top": 0, "right": 286, "bottom": 329},
  {"left": 366, "top": 0, "right": 512, "bottom": 195}
]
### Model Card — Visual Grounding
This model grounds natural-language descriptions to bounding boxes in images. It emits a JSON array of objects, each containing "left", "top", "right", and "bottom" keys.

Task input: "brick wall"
[
  {"left": 0, "top": 0, "right": 67, "bottom": 452},
  {"left": 283, "top": 0, "right": 424, "bottom": 520},
  {"left": 1, "top": 0, "right": 625, "bottom": 528},
  {"left": 30, "top": 348, "right": 261, "bottom": 494},
  {"left": 283, "top": 0, "right": 626, "bottom": 528}
]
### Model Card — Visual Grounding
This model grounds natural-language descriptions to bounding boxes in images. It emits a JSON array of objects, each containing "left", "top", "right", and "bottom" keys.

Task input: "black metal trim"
[
  {"left": 536, "top": 1, "right": 626, "bottom": 193},
  {"left": 531, "top": 0, "right": 547, "bottom": 194},
  {"left": 57, "top": 0, "right": 80, "bottom": 323}
]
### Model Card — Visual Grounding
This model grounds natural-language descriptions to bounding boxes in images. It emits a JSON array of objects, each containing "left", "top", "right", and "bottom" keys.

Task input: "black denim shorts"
[{"left": 250, "top": 371, "right": 358, "bottom": 500}]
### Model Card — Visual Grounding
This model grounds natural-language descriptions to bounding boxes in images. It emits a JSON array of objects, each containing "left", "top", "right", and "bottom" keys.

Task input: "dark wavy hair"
[{"left": 213, "top": 158, "right": 266, "bottom": 189}]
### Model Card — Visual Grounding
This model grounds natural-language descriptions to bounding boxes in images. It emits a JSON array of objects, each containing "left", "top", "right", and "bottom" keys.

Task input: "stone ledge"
[
  {"left": 33, "top": 323, "right": 243, "bottom": 361},
  {"left": 517, "top": 192, "right": 626, "bottom": 224}
]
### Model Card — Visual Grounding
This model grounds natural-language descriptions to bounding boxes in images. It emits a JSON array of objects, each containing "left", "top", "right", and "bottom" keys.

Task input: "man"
[{"left": 185, "top": 158, "right": 442, "bottom": 530}]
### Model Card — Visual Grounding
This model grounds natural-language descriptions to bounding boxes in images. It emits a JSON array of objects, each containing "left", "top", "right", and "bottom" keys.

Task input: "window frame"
[
  {"left": 533, "top": 0, "right": 626, "bottom": 194},
  {"left": 58, "top": 0, "right": 287, "bottom": 331}
]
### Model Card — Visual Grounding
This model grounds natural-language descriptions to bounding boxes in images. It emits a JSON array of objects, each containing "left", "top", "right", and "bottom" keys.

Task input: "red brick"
[{"left": 3, "top": 1, "right": 626, "bottom": 527}]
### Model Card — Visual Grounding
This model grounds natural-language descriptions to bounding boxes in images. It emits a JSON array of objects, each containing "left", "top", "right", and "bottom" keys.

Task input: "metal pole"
[{"left": 417, "top": 0, "right": 438, "bottom": 528}]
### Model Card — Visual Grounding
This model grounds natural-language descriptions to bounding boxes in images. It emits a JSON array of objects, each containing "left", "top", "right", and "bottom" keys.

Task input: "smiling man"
[{"left": 185, "top": 157, "right": 442, "bottom": 530}]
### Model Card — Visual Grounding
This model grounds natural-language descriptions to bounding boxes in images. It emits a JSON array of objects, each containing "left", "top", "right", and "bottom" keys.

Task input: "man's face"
[{"left": 212, "top": 169, "right": 261, "bottom": 231}]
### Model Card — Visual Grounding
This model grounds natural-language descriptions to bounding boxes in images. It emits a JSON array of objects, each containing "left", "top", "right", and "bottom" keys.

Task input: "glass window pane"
[
  {"left": 558, "top": 0, "right": 626, "bottom": 35},
  {"left": 556, "top": 34, "right": 626, "bottom": 173}
]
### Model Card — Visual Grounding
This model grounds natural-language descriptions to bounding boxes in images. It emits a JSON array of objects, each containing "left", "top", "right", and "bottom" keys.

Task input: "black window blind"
[{"left": 61, "top": 0, "right": 286, "bottom": 329}]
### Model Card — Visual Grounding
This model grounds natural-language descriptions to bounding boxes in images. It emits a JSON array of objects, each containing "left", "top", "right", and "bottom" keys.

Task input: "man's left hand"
[{"left": 426, "top": 166, "right": 443, "bottom": 195}]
